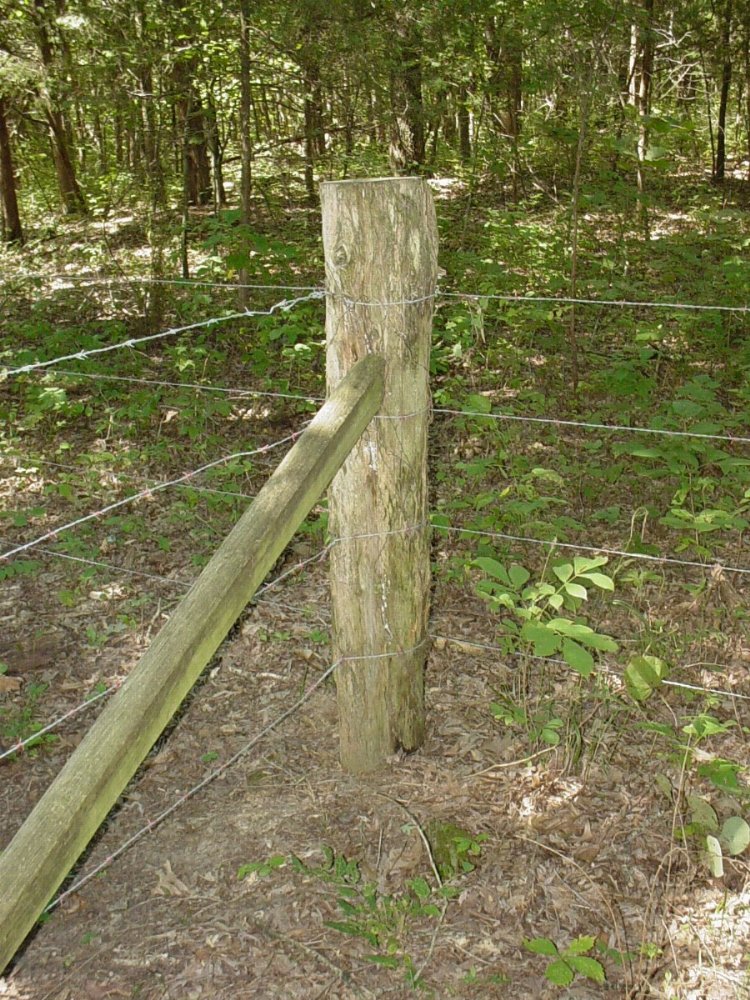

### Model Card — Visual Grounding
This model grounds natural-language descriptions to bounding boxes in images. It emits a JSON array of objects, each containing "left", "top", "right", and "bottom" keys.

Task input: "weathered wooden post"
[{"left": 322, "top": 177, "right": 437, "bottom": 774}]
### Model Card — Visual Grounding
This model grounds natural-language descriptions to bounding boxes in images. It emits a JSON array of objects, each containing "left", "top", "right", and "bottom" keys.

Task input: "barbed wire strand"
[
  {"left": 48, "top": 369, "right": 326, "bottom": 404},
  {"left": 4, "top": 269, "right": 749, "bottom": 312},
  {"left": 1, "top": 544, "right": 333, "bottom": 760},
  {"left": 0, "top": 429, "right": 306, "bottom": 563},
  {"left": 0, "top": 686, "right": 118, "bottom": 762},
  {"left": 35, "top": 547, "right": 191, "bottom": 588},
  {"left": 1, "top": 455, "right": 260, "bottom": 505},
  {"left": 0, "top": 291, "right": 324, "bottom": 379},
  {"left": 434, "top": 523, "right": 750, "bottom": 576},
  {"left": 0, "top": 273, "right": 324, "bottom": 293},
  {"left": 46, "top": 659, "right": 340, "bottom": 912},
  {"left": 434, "top": 407, "right": 750, "bottom": 447},
  {"left": 440, "top": 289, "right": 750, "bottom": 315},
  {"left": 430, "top": 632, "right": 750, "bottom": 702}
]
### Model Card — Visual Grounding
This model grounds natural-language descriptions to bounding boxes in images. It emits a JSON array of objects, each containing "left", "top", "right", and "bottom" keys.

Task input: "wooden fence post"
[
  {"left": 322, "top": 177, "right": 437, "bottom": 774},
  {"left": 0, "top": 356, "right": 384, "bottom": 975}
]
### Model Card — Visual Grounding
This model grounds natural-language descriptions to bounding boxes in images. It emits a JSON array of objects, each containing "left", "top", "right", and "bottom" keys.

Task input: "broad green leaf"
[
  {"left": 687, "top": 795, "right": 719, "bottom": 832},
  {"left": 508, "top": 564, "right": 531, "bottom": 588},
  {"left": 545, "top": 959, "right": 574, "bottom": 986},
  {"left": 567, "top": 956, "right": 606, "bottom": 983},
  {"left": 473, "top": 558, "right": 510, "bottom": 585},
  {"left": 410, "top": 877, "right": 431, "bottom": 899},
  {"left": 462, "top": 393, "right": 492, "bottom": 414},
  {"left": 683, "top": 714, "right": 735, "bottom": 740},
  {"left": 552, "top": 563, "right": 574, "bottom": 583},
  {"left": 625, "top": 655, "right": 668, "bottom": 702},
  {"left": 524, "top": 937, "right": 559, "bottom": 956},
  {"left": 573, "top": 555, "right": 608, "bottom": 573},
  {"left": 547, "top": 618, "right": 590, "bottom": 637},
  {"left": 566, "top": 935, "right": 596, "bottom": 955},
  {"left": 719, "top": 817, "right": 750, "bottom": 856},
  {"left": 697, "top": 758, "right": 744, "bottom": 793},
  {"left": 520, "top": 622, "right": 560, "bottom": 657},
  {"left": 546, "top": 620, "right": 617, "bottom": 650},
  {"left": 562, "top": 638, "right": 595, "bottom": 676},
  {"left": 579, "top": 571, "right": 615, "bottom": 590},
  {"left": 705, "top": 835, "right": 724, "bottom": 878},
  {"left": 564, "top": 582, "right": 588, "bottom": 600},
  {"left": 578, "top": 632, "right": 618, "bottom": 652}
]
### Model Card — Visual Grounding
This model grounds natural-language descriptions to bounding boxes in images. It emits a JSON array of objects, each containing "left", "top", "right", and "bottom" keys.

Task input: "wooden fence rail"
[{"left": 0, "top": 354, "right": 384, "bottom": 974}]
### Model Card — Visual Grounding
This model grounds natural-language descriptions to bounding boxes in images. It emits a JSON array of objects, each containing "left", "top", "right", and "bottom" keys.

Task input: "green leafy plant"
[
  {"left": 680, "top": 794, "right": 750, "bottom": 878},
  {"left": 523, "top": 934, "right": 606, "bottom": 987},
  {"left": 423, "top": 821, "right": 488, "bottom": 880},
  {"left": 0, "top": 682, "right": 58, "bottom": 757},
  {"left": 473, "top": 554, "right": 618, "bottom": 675},
  {"left": 490, "top": 694, "right": 564, "bottom": 746},
  {"left": 237, "top": 845, "right": 464, "bottom": 989},
  {"left": 624, "top": 654, "right": 669, "bottom": 701}
]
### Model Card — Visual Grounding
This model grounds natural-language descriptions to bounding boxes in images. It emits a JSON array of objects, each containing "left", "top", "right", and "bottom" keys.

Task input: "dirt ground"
[{"left": 1, "top": 541, "right": 749, "bottom": 1000}]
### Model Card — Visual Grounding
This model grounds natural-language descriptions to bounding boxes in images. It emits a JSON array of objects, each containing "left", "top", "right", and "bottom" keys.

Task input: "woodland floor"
[
  {"left": 0, "top": 471, "right": 748, "bottom": 1000},
  {"left": 2, "top": 192, "right": 750, "bottom": 999}
]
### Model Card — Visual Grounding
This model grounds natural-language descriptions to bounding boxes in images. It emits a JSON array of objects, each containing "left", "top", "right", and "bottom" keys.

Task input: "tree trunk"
[
  {"left": 635, "top": 0, "right": 655, "bottom": 235},
  {"left": 303, "top": 78, "right": 317, "bottom": 205},
  {"left": 388, "top": 16, "right": 426, "bottom": 173},
  {"left": 173, "top": 60, "right": 212, "bottom": 206},
  {"left": 714, "top": 0, "right": 733, "bottom": 182},
  {"left": 206, "top": 94, "right": 227, "bottom": 210},
  {"left": 33, "top": 0, "right": 87, "bottom": 214},
  {"left": 0, "top": 98, "right": 23, "bottom": 244},
  {"left": 458, "top": 86, "right": 472, "bottom": 162},
  {"left": 238, "top": 0, "right": 253, "bottom": 307},
  {"left": 322, "top": 177, "right": 437, "bottom": 773}
]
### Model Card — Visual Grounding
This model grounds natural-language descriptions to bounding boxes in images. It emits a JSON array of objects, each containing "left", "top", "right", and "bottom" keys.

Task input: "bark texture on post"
[{"left": 322, "top": 177, "right": 437, "bottom": 774}]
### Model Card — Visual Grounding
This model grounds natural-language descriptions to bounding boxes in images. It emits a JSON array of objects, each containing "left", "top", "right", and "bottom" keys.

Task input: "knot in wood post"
[{"left": 322, "top": 177, "right": 437, "bottom": 774}]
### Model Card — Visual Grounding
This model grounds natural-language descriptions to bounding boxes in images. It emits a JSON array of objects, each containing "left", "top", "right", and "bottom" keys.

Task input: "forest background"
[{"left": 1, "top": 0, "right": 750, "bottom": 998}]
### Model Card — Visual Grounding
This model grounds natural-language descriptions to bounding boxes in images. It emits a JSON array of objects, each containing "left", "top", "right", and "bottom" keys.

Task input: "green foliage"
[
  {"left": 237, "top": 842, "right": 479, "bottom": 988},
  {"left": 680, "top": 795, "right": 750, "bottom": 878},
  {"left": 473, "top": 554, "right": 617, "bottom": 675},
  {"left": 523, "top": 935, "right": 606, "bottom": 987},
  {"left": 624, "top": 654, "right": 669, "bottom": 702},
  {"left": 490, "top": 695, "right": 564, "bottom": 747},
  {"left": 423, "top": 821, "right": 488, "bottom": 880},
  {"left": 0, "top": 682, "right": 58, "bottom": 757}
]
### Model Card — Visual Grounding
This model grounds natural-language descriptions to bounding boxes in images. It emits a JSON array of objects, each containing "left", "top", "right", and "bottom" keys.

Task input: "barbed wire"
[
  {"left": 431, "top": 632, "right": 750, "bottom": 703},
  {"left": 440, "top": 289, "right": 750, "bottom": 315},
  {"left": 0, "top": 272, "right": 323, "bottom": 293},
  {"left": 1, "top": 542, "right": 333, "bottom": 760},
  {"left": 4, "top": 269, "right": 749, "bottom": 314},
  {"left": 0, "top": 429, "right": 306, "bottom": 563},
  {"left": 0, "top": 685, "right": 118, "bottom": 762},
  {"left": 434, "top": 522, "right": 750, "bottom": 576},
  {"left": 48, "top": 368, "right": 325, "bottom": 404},
  {"left": 27, "top": 613, "right": 750, "bottom": 907},
  {"left": 0, "top": 291, "right": 324, "bottom": 380},
  {"left": 46, "top": 658, "right": 339, "bottom": 912},
  {"left": 435, "top": 407, "right": 750, "bottom": 447}
]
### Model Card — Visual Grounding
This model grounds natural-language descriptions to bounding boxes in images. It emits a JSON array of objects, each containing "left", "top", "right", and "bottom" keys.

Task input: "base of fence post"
[{"left": 322, "top": 176, "right": 437, "bottom": 774}]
